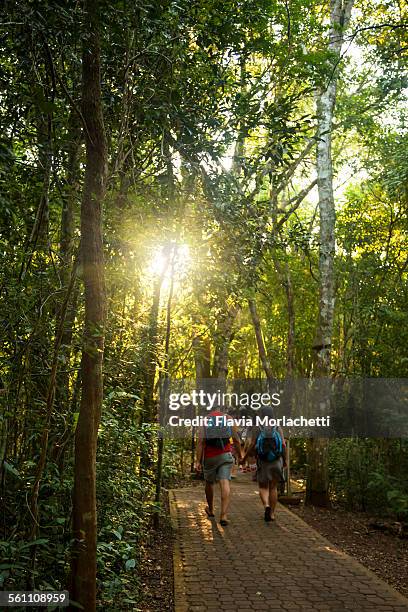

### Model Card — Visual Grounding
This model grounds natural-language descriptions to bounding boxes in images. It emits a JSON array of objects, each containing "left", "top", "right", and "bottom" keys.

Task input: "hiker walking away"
[
  {"left": 242, "top": 406, "right": 286, "bottom": 522},
  {"left": 230, "top": 408, "right": 242, "bottom": 478},
  {"left": 238, "top": 409, "right": 251, "bottom": 473},
  {"left": 195, "top": 409, "right": 242, "bottom": 526}
]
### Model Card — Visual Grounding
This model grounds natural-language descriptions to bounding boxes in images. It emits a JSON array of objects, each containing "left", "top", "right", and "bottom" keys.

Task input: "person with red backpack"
[
  {"left": 242, "top": 406, "right": 287, "bottom": 522},
  {"left": 195, "top": 409, "right": 242, "bottom": 526}
]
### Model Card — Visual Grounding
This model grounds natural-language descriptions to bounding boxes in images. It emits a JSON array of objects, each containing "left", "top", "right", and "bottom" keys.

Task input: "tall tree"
[
  {"left": 307, "top": 0, "right": 354, "bottom": 506},
  {"left": 71, "top": 0, "right": 107, "bottom": 607}
]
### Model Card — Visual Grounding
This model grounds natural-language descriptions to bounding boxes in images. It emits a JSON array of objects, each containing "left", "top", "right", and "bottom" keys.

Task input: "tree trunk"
[
  {"left": 314, "top": 0, "right": 354, "bottom": 371},
  {"left": 248, "top": 297, "right": 274, "bottom": 382},
  {"left": 284, "top": 271, "right": 295, "bottom": 496},
  {"left": 193, "top": 335, "right": 211, "bottom": 380},
  {"left": 212, "top": 303, "right": 239, "bottom": 380},
  {"left": 307, "top": 0, "right": 354, "bottom": 507},
  {"left": 154, "top": 254, "right": 175, "bottom": 528},
  {"left": 71, "top": 0, "right": 107, "bottom": 608},
  {"left": 271, "top": 255, "right": 296, "bottom": 377},
  {"left": 143, "top": 248, "right": 170, "bottom": 422},
  {"left": 285, "top": 271, "right": 295, "bottom": 377},
  {"left": 276, "top": 262, "right": 296, "bottom": 496},
  {"left": 191, "top": 333, "right": 211, "bottom": 470},
  {"left": 139, "top": 248, "right": 170, "bottom": 477}
]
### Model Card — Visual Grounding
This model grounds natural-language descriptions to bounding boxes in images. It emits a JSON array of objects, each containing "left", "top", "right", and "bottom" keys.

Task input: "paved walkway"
[{"left": 170, "top": 475, "right": 408, "bottom": 612}]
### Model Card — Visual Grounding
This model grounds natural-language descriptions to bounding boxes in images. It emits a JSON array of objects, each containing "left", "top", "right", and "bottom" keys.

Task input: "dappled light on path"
[{"left": 171, "top": 476, "right": 408, "bottom": 612}]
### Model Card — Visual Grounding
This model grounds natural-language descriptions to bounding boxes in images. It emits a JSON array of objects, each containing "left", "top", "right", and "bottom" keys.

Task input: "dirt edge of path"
[
  {"left": 137, "top": 490, "right": 175, "bottom": 612},
  {"left": 288, "top": 503, "right": 408, "bottom": 600}
]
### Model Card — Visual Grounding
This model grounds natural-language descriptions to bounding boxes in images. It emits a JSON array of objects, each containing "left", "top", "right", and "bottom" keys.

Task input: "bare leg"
[
  {"left": 205, "top": 481, "right": 214, "bottom": 514},
  {"left": 258, "top": 483, "right": 269, "bottom": 508},
  {"left": 219, "top": 479, "right": 230, "bottom": 521},
  {"left": 269, "top": 480, "right": 278, "bottom": 518}
]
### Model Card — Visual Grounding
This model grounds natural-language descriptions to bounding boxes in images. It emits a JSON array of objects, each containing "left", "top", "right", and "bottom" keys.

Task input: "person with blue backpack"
[
  {"left": 241, "top": 405, "right": 287, "bottom": 522},
  {"left": 195, "top": 409, "right": 243, "bottom": 526}
]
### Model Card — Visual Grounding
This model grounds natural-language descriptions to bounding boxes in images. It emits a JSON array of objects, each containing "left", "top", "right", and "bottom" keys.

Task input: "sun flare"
[{"left": 147, "top": 243, "right": 191, "bottom": 284}]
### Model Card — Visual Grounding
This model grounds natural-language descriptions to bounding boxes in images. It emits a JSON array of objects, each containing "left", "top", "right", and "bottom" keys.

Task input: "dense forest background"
[{"left": 0, "top": 0, "right": 407, "bottom": 609}]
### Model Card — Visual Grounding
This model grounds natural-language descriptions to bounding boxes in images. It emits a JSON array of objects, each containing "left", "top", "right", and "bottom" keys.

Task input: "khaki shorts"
[{"left": 203, "top": 452, "right": 234, "bottom": 483}]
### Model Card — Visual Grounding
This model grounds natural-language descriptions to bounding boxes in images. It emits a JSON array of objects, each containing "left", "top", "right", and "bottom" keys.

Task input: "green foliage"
[
  {"left": 328, "top": 439, "right": 408, "bottom": 518},
  {"left": 0, "top": 0, "right": 407, "bottom": 606},
  {"left": 367, "top": 471, "right": 408, "bottom": 521}
]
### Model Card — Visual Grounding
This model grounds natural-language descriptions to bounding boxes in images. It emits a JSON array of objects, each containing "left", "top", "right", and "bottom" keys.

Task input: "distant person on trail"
[
  {"left": 242, "top": 406, "right": 286, "bottom": 522},
  {"left": 195, "top": 408, "right": 242, "bottom": 526},
  {"left": 238, "top": 409, "right": 252, "bottom": 472}
]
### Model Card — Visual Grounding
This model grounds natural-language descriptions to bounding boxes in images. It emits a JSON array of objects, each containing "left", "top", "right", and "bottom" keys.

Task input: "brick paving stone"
[{"left": 170, "top": 476, "right": 408, "bottom": 612}]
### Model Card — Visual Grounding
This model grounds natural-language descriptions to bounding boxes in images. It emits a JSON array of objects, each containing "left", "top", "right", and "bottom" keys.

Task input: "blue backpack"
[{"left": 255, "top": 427, "right": 283, "bottom": 462}]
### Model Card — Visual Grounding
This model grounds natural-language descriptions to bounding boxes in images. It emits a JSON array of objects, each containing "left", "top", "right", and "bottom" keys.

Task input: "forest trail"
[{"left": 170, "top": 475, "right": 408, "bottom": 612}]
